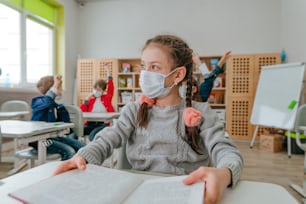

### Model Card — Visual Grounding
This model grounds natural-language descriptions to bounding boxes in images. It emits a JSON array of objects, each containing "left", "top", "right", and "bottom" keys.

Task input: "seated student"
[
  {"left": 53, "top": 34, "right": 243, "bottom": 204},
  {"left": 29, "top": 75, "right": 85, "bottom": 160},
  {"left": 193, "top": 51, "right": 231, "bottom": 102},
  {"left": 80, "top": 65, "right": 115, "bottom": 141}
]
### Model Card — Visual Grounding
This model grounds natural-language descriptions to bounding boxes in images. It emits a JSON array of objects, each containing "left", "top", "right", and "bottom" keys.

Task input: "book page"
[
  {"left": 9, "top": 164, "right": 144, "bottom": 204},
  {"left": 124, "top": 175, "right": 204, "bottom": 204}
]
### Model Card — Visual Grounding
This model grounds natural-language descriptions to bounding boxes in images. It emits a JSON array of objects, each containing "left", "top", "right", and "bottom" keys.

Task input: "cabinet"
[
  {"left": 77, "top": 59, "right": 118, "bottom": 107},
  {"left": 225, "top": 53, "right": 281, "bottom": 140}
]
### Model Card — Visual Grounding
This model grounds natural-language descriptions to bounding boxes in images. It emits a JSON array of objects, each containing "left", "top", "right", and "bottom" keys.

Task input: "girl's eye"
[
  {"left": 152, "top": 65, "right": 159, "bottom": 71},
  {"left": 140, "top": 64, "right": 160, "bottom": 71}
]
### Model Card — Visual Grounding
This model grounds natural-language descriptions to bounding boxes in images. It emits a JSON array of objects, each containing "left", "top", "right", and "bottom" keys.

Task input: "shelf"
[
  {"left": 210, "top": 104, "right": 226, "bottom": 107},
  {"left": 212, "top": 87, "right": 226, "bottom": 91},
  {"left": 118, "top": 88, "right": 133, "bottom": 91}
]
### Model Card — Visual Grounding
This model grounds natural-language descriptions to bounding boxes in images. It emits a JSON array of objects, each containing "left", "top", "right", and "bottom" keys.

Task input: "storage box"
[
  {"left": 259, "top": 134, "right": 284, "bottom": 153},
  {"left": 121, "top": 91, "right": 133, "bottom": 104},
  {"left": 284, "top": 132, "right": 306, "bottom": 154}
]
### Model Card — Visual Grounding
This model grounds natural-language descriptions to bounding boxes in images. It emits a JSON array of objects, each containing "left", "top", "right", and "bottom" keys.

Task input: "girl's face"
[
  {"left": 141, "top": 44, "right": 177, "bottom": 87},
  {"left": 141, "top": 44, "right": 172, "bottom": 74}
]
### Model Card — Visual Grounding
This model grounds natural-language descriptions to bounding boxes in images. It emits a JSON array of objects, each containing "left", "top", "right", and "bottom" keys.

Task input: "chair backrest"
[
  {"left": 64, "top": 104, "right": 84, "bottom": 139},
  {"left": 294, "top": 104, "right": 306, "bottom": 152},
  {"left": 0, "top": 100, "right": 31, "bottom": 120}
]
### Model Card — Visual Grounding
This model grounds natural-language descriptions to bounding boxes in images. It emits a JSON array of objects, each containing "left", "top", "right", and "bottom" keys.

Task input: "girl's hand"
[
  {"left": 52, "top": 155, "right": 87, "bottom": 176},
  {"left": 183, "top": 167, "right": 232, "bottom": 204}
]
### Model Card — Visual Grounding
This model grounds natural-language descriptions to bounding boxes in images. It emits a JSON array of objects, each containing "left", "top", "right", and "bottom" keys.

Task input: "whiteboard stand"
[
  {"left": 250, "top": 62, "right": 305, "bottom": 158},
  {"left": 250, "top": 125, "right": 259, "bottom": 148},
  {"left": 250, "top": 126, "right": 292, "bottom": 158}
]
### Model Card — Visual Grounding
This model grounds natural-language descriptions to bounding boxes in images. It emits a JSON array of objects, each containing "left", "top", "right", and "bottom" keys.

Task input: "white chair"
[
  {"left": 14, "top": 147, "right": 61, "bottom": 169},
  {"left": 64, "top": 104, "right": 84, "bottom": 140},
  {"left": 0, "top": 100, "right": 31, "bottom": 120},
  {"left": 290, "top": 104, "right": 306, "bottom": 197},
  {"left": 14, "top": 104, "right": 84, "bottom": 170},
  {"left": 0, "top": 100, "right": 31, "bottom": 164}
]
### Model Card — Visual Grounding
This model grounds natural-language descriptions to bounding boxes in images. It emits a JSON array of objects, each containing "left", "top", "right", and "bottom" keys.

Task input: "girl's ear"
[
  {"left": 192, "top": 85, "right": 197, "bottom": 93},
  {"left": 174, "top": 66, "right": 186, "bottom": 84}
]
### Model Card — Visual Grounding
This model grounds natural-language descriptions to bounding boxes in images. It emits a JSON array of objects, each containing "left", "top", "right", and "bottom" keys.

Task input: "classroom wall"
[
  {"left": 77, "top": 0, "right": 282, "bottom": 58},
  {"left": 280, "top": 0, "right": 306, "bottom": 63},
  {"left": 2, "top": 0, "right": 306, "bottom": 105},
  {"left": 280, "top": 0, "right": 306, "bottom": 102}
]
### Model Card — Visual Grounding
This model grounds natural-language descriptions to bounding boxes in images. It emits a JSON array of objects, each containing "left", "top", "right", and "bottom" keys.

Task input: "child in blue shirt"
[{"left": 29, "top": 75, "right": 85, "bottom": 160}]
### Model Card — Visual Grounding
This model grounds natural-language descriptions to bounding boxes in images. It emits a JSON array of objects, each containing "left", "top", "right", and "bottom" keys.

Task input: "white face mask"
[
  {"left": 93, "top": 89, "right": 102, "bottom": 98},
  {"left": 139, "top": 69, "right": 178, "bottom": 99},
  {"left": 179, "top": 84, "right": 187, "bottom": 98}
]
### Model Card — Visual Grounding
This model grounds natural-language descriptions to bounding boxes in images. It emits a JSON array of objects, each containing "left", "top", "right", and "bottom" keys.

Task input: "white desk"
[
  {"left": 0, "top": 120, "right": 74, "bottom": 174},
  {"left": 82, "top": 112, "right": 120, "bottom": 122},
  {"left": 0, "top": 161, "right": 299, "bottom": 204},
  {"left": 0, "top": 111, "right": 30, "bottom": 163},
  {"left": 0, "top": 111, "right": 30, "bottom": 120}
]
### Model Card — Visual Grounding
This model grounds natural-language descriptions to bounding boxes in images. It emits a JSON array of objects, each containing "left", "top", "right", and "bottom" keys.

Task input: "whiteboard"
[{"left": 250, "top": 62, "right": 305, "bottom": 130}]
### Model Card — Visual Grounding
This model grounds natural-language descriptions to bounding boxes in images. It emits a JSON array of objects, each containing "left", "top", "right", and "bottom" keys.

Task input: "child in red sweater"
[{"left": 80, "top": 65, "right": 114, "bottom": 141}]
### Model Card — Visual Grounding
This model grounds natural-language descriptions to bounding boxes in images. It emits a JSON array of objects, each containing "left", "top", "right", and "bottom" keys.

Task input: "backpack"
[{"left": 56, "top": 104, "right": 71, "bottom": 123}]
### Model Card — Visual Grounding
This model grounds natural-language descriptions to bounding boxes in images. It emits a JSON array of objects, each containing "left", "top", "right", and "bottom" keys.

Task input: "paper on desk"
[{"left": 8, "top": 164, "right": 204, "bottom": 204}]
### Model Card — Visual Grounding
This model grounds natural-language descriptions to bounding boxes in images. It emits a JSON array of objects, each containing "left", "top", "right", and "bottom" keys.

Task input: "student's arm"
[
  {"left": 80, "top": 103, "right": 88, "bottom": 112},
  {"left": 217, "top": 51, "right": 231, "bottom": 68},
  {"left": 106, "top": 64, "right": 114, "bottom": 98},
  {"left": 193, "top": 52, "right": 210, "bottom": 76},
  {"left": 106, "top": 77, "right": 114, "bottom": 98}
]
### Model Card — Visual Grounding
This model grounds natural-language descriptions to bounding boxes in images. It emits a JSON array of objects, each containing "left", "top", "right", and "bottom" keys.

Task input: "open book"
[{"left": 9, "top": 164, "right": 204, "bottom": 204}]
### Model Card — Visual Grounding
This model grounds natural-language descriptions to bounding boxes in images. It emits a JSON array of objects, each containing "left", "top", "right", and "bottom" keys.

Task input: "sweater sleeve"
[
  {"left": 77, "top": 102, "right": 138, "bottom": 165},
  {"left": 106, "top": 77, "right": 114, "bottom": 99},
  {"left": 194, "top": 102, "right": 244, "bottom": 187}
]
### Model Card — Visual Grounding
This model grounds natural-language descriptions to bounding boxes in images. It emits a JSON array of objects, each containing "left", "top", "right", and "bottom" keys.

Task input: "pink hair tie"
[
  {"left": 139, "top": 94, "right": 156, "bottom": 108},
  {"left": 183, "top": 107, "right": 202, "bottom": 127}
]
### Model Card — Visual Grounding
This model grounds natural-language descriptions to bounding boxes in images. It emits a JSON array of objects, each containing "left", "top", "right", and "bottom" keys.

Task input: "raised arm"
[{"left": 217, "top": 51, "right": 231, "bottom": 68}]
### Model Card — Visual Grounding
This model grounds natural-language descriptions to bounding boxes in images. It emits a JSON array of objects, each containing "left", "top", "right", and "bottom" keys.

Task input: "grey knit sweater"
[{"left": 78, "top": 100, "right": 243, "bottom": 186}]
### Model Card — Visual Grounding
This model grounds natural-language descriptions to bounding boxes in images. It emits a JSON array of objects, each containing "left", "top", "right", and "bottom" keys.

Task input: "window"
[
  {"left": 0, "top": 4, "right": 20, "bottom": 87},
  {"left": 0, "top": 3, "right": 55, "bottom": 88},
  {"left": 26, "top": 18, "right": 54, "bottom": 83}
]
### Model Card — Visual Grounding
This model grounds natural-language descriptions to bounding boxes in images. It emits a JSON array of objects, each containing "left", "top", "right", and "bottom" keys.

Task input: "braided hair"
[{"left": 137, "top": 34, "right": 202, "bottom": 154}]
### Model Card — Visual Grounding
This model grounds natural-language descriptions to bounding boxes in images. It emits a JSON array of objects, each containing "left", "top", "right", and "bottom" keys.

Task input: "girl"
[{"left": 53, "top": 35, "right": 243, "bottom": 204}]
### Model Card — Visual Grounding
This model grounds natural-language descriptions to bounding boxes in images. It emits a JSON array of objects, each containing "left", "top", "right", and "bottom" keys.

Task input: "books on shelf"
[{"left": 8, "top": 164, "right": 204, "bottom": 204}]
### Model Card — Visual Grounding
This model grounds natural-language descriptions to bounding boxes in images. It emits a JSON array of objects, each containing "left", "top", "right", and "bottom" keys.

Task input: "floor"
[{"left": 0, "top": 141, "right": 304, "bottom": 203}]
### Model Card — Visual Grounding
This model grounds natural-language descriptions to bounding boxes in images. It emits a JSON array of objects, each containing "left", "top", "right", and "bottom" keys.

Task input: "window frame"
[{"left": 0, "top": 2, "right": 56, "bottom": 89}]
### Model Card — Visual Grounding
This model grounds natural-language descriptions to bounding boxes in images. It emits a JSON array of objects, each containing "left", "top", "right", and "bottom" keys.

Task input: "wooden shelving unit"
[
  {"left": 225, "top": 53, "right": 281, "bottom": 140},
  {"left": 116, "top": 58, "right": 141, "bottom": 111},
  {"left": 76, "top": 58, "right": 118, "bottom": 108}
]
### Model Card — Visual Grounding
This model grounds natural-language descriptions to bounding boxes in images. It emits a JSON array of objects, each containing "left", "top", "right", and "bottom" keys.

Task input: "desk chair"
[
  {"left": 0, "top": 100, "right": 31, "bottom": 120},
  {"left": 14, "top": 147, "right": 61, "bottom": 169},
  {"left": 13, "top": 104, "right": 84, "bottom": 171},
  {"left": 290, "top": 104, "right": 306, "bottom": 198},
  {"left": 0, "top": 100, "right": 31, "bottom": 164},
  {"left": 64, "top": 104, "right": 84, "bottom": 141}
]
